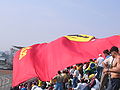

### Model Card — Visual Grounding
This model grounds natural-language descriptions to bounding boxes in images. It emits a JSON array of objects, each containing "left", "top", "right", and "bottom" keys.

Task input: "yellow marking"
[
  {"left": 65, "top": 34, "right": 95, "bottom": 42},
  {"left": 19, "top": 47, "right": 31, "bottom": 60}
]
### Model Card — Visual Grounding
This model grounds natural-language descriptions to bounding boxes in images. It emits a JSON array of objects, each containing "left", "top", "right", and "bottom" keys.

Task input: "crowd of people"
[{"left": 11, "top": 46, "right": 120, "bottom": 90}]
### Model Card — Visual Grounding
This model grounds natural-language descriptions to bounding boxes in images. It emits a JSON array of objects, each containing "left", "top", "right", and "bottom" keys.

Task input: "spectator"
[
  {"left": 89, "top": 74, "right": 100, "bottom": 90},
  {"left": 72, "top": 66, "right": 79, "bottom": 88},
  {"left": 96, "top": 54, "right": 104, "bottom": 81},
  {"left": 54, "top": 71, "right": 64, "bottom": 90},
  {"left": 84, "top": 59, "right": 97, "bottom": 75},
  {"left": 21, "top": 84, "right": 27, "bottom": 90},
  {"left": 31, "top": 82, "right": 42, "bottom": 90},
  {"left": 101, "top": 49, "right": 113, "bottom": 90},
  {"left": 103, "top": 46, "right": 120, "bottom": 90},
  {"left": 70, "top": 66, "right": 74, "bottom": 78},
  {"left": 74, "top": 79, "right": 88, "bottom": 90}
]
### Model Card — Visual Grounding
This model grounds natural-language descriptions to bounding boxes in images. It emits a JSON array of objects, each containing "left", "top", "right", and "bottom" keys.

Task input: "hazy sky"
[{"left": 0, "top": 0, "right": 120, "bottom": 51}]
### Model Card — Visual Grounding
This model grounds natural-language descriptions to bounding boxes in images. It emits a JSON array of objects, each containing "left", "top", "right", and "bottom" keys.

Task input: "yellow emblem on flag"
[
  {"left": 19, "top": 47, "right": 32, "bottom": 60},
  {"left": 65, "top": 34, "right": 95, "bottom": 42}
]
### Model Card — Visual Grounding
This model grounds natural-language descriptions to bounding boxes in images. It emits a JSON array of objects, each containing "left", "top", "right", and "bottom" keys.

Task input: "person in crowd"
[
  {"left": 19, "top": 84, "right": 23, "bottom": 90},
  {"left": 72, "top": 66, "right": 80, "bottom": 88},
  {"left": 93, "top": 58, "right": 97, "bottom": 62},
  {"left": 74, "top": 78, "right": 88, "bottom": 90},
  {"left": 100, "top": 49, "right": 113, "bottom": 90},
  {"left": 83, "top": 62, "right": 91, "bottom": 80},
  {"left": 82, "top": 74, "right": 99, "bottom": 90},
  {"left": 70, "top": 66, "right": 74, "bottom": 79},
  {"left": 103, "top": 46, "right": 120, "bottom": 90},
  {"left": 84, "top": 59, "right": 97, "bottom": 76},
  {"left": 102, "top": 49, "right": 114, "bottom": 69},
  {"left": 21, "top": 83, "right": 27, "bottom": 90},
  {"left": 47, "top": 84, "right": 54, "bottom": 90},
  {"left": 77, "top": 63, "right": 84, "bottom": 79},
  {"left": 37, "top": 80, "right": 42, "bottom": 87},
  {"left": 80, "top": 63, "right": 84, "bottom": 77},
  {"left": 61, "top": 70, "right": 68, "bottom": 89},
  {"left": 89, "top": 75, "right": 100, "bottom": 90},
  {"left": 64, "top": 78, "right": 72, "bottom": 90},
  {"left": 84, "top": 74, "right": 100, "bottom": 90},
  {"left": 96, "top": 54, "right": 104, "bottom": 81},
  {"left": 53, "top": 71, "right": 64, "bottom": 90},
  {"left": 41, "top": 81, "right": 47, "bottom": 89},
  {"left": 31, "top": 82, "right": 42, "bottom": 90},
  {"left": 103, "top": 49, "right": 111, "bottom": 59},
  {"left": 83, "top": 62, "right": 89, "bottom": 71}
]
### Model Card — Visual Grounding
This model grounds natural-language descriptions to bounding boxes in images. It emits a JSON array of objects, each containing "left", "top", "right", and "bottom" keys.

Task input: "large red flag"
[{"left": 12, "top": 35, "right": 120, "bottom": 87}]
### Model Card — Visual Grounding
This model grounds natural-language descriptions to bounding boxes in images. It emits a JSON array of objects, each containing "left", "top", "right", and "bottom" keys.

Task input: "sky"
[{"left": 0, "top": 0, "right": 120, "bottom": 51}]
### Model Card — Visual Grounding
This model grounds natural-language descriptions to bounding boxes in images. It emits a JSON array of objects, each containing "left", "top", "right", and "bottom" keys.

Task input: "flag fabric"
[
  {"left": 12, "top": 43, "right": 47, "bottom": 87},
  {"left": 12, "top": 35, "right": 120, "bottom": 87}
]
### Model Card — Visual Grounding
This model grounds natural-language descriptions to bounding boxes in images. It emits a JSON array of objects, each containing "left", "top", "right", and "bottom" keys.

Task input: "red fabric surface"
[{"left": 12, "top": 35, "right": 120, "bottom": 87}]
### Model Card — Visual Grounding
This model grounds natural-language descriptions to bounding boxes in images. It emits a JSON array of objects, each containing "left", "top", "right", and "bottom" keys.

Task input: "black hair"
[
  {"left": 84, "top": 62, "right": 87, "bottom": 64},
  {"left": 33, "top": 82, "right": 37, "bottom": 85},
  {"left": 24, "top": 83, "right": 27, "bottom": 88},
  {"left": 84, "top": 79, "right": 88, "bottom": 83},
  {"left": 67, "top": 67, "right": 70, "bottom": 70},
  {"left": 103, "top": 49, "right": 110, "bottom": 55},
  {"left": 76, "top": 64, "right": 80, "bottom": 66},
  {"left": 70, "top": 66, "right": 73, "bottom": 69},
  {"left": 110, "top": 46, "right": 119, "bottom": 53},
  {"left": 80, "top": 78, "right": 84, "bottom": 83},
  {"left": 79, "top": 63, "right": 83, "bottom": 66},
  {"left": 58, "top": 71, "right": 61, "bottom": 75},
  {"left": 89, "top": 59, "right": 93, "bottom": 62},
  {"left": 94, "top": 58, "right": 97, "bottom": 60},
  {"left": 62, "top": 70, "right": 66, "bottom": 73}
]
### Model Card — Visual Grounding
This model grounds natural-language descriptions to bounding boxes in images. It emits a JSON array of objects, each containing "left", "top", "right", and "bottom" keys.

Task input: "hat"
[{"left": 89, "top": 74, "right": 95, "bottom": 79}]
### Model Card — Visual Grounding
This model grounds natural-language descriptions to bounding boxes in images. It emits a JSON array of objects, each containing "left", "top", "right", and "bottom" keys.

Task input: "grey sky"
[{"left": 0, "top": 0, "right": 120, "bottom": 51}]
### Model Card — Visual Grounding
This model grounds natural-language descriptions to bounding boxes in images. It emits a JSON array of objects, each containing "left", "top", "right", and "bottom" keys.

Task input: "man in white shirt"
[
  {"left": 96, "top": 54, "right": 104, "bottom": 81},
  {"left": 74, "top": 79, "right": 88, "bottom": 90},
  {"left": 100, "top": 50, "right": 113, "bottom": 90},
  {"left": 72, "top": 66, "right": 79, "bottom": 88},
  {"left": 70, "top": 66, "right": 75, "bottom": 76},
  {"left": 31, "top": 82, "right": 42, "bottom": 90}
]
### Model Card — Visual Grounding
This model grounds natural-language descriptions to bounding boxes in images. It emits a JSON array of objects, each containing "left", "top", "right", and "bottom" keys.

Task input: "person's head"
[
  {"left": 19, "top": 84, "right": 23, "bottom": 87},
  {"left": 33, "top": 82, "right": 37, "bottom": 86},
  {"left": 70, "top": 66, "right": 73, "bottom": 69},
  {"left": 110, "top": 46, "right": 119, "bottom": 58},
  {"left": 24, "top": 83, "right": 27, "bottom": 88},
  {"left": 80, "top": 63, "right": 83, "bottom": 66},
  {"left": 65, "top": 70, "right": 69, "bottom": 74},
  {"left": 58, "top": 71, "right": 61, "bottom": 75},
  {"left": 98, "top": 54, "right": 102, "bottom": 57},
  {"left": 80, "top": 78, "right": 84, "bottom": 83},
  {"left": 73, "top": 66, "right": 77, "bottom": 70},
  {"left": 89, "top": 59, "right": 94, "bottom": 62},
  {"left": 103, "top": 49, "right": 110, "bottom": 57},
  {"left": 76, "top": 64, "right": 79, "bottom": 66},
  {"left": 67, "top": 67, "right": 70, "bottom": 70},
  {"left": 93, "top": 58, "right": 97, "bottom": 62},
  {"left": 62, "top": 70, "right": 66, "bottom": 74}
]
